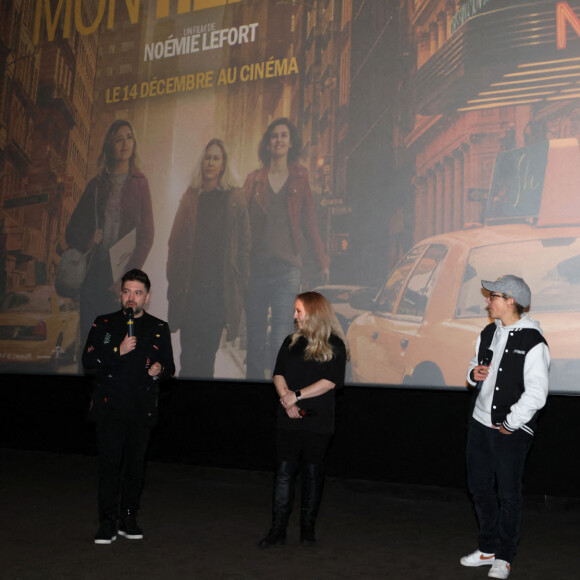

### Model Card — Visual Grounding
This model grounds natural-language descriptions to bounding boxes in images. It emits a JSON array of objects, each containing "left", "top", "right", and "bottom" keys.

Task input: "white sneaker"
[
  {"left": 488, "top": 559, "right": 511, "bottom": 579},
  {"left": 460, "top": 549, "right": 495, "bottom": 567}
]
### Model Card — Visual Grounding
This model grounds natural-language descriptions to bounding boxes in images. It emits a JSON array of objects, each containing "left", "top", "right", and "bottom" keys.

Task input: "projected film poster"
[{"left": 2, "top": 0, "right": 580, "bottom": 393}]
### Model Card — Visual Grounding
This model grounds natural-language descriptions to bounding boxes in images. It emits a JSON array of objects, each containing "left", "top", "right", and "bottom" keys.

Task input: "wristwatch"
[{"left": 295, "top": 390, "right": 302, "bottom": 401}]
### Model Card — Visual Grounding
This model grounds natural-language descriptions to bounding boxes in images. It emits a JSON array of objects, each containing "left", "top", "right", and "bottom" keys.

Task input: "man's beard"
[{"left": 123, "top": 304, "right": 143, "bottom": 316}]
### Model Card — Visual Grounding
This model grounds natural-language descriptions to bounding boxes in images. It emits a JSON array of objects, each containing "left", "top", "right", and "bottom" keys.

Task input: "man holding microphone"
[{"left": 83, "top": 269, "right": 175, "bottom": 544}]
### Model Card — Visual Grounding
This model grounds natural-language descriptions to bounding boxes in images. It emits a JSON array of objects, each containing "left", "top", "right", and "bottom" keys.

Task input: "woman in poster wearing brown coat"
[{"left": 167, "top": 138, "right": 250, "bottom": 378}]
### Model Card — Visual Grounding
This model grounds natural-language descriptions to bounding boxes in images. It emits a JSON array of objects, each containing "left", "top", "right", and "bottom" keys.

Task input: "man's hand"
[
  {"left": 148, "top": 362, "right": 162, "bottom": 377},
  {"left": 119, "top": 334, "right": 136, "bottom": 356},
  {"left": 473, "top": 364, "right": 490, "bottom": 382}
]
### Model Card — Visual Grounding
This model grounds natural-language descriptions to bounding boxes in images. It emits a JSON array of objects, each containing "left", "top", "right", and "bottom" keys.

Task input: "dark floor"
[{"left": 1, "top": 448, "right": 578, "bottom": 580}]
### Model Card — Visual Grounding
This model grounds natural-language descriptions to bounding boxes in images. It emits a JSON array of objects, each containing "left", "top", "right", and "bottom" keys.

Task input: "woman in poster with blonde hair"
[
  {"left": 167, "top": 138, "right": 250, "bottom": 378},
  {"left": 65, "top": 119, "right": 154, "bottom": 354}
]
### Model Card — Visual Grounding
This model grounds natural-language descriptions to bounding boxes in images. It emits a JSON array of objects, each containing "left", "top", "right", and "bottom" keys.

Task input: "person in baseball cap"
[
  {"left": 461, "top": 274, "right": 550, "bottom": 579},
  {"left": 481, "top": 275, "right": 531, "bottom": 309}
]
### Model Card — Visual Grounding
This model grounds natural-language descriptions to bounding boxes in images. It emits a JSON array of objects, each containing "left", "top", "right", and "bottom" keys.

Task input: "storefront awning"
[{"left": 414, "top": 0, "right": 580, "bottom": 115}]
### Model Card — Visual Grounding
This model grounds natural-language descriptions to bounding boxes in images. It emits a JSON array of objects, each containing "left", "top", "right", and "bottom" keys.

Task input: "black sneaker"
[
  {"left": 94, "top": 519, "right": 117, "bottom": 544},
  {"left": 118, "top": 515, "right": 144, "bottom": 540}
]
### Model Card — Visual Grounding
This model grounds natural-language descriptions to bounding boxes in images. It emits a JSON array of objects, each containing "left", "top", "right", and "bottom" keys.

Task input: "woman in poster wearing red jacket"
[{"left": 244, "top": 118, "right": 329, "bottom": 380}]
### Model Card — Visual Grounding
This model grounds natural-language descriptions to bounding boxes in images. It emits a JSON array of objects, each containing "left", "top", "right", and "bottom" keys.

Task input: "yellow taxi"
[
  {"left": 347, "top": 223, "right": 580, "bottom": 393},
  {"left": 0, "top": 285, "right": 80, "bottom": 372}
]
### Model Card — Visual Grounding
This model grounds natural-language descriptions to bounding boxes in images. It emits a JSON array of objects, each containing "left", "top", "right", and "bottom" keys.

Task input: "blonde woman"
[
  {"left": 259, "top": 291, "right": 347, "bottom": 548},
  {"left": 167, "top": 139, "right": 250, "bottom": 378}
]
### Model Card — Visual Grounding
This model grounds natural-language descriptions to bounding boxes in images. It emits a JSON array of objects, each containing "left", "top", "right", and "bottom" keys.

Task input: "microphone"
[
  {"left": 476, "top": 349, "right": 493, "bottom": 390},
  {"left": 126, "top": 307, "right": 134, "bottom": 337}
]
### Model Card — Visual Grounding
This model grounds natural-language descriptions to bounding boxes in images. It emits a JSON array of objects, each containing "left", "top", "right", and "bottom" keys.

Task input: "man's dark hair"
[{"left": 122, "top": 269, "right": 151, "bottom": 292}]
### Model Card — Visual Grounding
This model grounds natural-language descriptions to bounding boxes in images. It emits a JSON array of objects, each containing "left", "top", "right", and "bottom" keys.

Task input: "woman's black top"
[{"left": 273, "top": 334, "right": 346, "bottom": 434}]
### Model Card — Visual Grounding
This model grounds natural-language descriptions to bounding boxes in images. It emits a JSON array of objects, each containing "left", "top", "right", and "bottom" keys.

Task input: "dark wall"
[{"left": 2, "top": 374, "right": 579, "bottom": 497}]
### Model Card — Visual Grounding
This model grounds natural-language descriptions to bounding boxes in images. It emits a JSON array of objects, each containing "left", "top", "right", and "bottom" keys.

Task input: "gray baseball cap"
[{"left": 481, "top": 275, "right": 531, "bottom": 308}]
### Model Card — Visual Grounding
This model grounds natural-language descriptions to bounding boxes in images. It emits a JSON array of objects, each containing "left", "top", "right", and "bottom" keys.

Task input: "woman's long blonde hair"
[
  {"left": 289, "top": 291, "right": 349, "bottom": 362},
  {"left": 190, "top": 138, "right": 241, "bottom": 190}
]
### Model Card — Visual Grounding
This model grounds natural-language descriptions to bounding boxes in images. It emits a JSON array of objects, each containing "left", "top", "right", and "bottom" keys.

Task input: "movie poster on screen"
[{"left": 2, "top": 1, "right": 580, "bottom": 394}]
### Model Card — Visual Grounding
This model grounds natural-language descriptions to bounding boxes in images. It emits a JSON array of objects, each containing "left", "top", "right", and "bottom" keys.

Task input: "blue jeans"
[
  {"left": 466, "top": 418, "right": 533, "bottom": 563},
  {"left": 246, "top": 260, "right": 301, "bottom": 380}
]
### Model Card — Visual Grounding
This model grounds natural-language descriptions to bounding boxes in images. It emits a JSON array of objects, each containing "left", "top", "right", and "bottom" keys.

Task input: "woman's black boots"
[
  {"left": 300, "top": 463, "right": 325, "bottom": 546},
  {"left": 258, "top": 461, "right": 298, "bottom": 548}
]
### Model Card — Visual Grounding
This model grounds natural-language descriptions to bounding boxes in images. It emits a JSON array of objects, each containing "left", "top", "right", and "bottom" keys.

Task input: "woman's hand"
[
  {"left": 91, "top": 228, "right": 104, "bottom": 248},
  {"left": 280, "top": 391, "right": 297, "bottom": 409},
  {"left": 280, "top": 391, "right": 302, "bottom": 419},
  {"left": 286, "top": 405, "right": 302, "bottom": 419}
]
